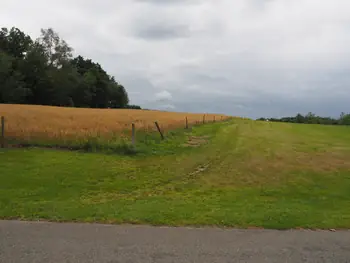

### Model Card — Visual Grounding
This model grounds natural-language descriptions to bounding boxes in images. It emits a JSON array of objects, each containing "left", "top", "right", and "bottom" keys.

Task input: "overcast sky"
[{"left": 2, "top": 0, "right": 350, "bottom": 118}]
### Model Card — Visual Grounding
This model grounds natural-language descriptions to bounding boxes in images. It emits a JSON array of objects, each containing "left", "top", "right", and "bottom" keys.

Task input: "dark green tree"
[
  {"left": 0, "top": 26, "right": 137, "bottom": 109},
  {"left": 0, "top": 27, "right": 32, "bottom": 59}
]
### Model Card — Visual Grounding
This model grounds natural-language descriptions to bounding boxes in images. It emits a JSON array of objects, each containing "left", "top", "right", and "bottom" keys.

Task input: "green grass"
[{"left": 1, "top": 119, "right": 350, "bottom": 229}]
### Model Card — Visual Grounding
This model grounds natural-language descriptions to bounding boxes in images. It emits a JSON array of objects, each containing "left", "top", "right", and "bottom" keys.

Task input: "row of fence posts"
[
  {"left": 0, "top": 115, "right": 224, "bottom": 148},
  {"left": 131, "top": 115, "right": 222, "bottom": 146}
]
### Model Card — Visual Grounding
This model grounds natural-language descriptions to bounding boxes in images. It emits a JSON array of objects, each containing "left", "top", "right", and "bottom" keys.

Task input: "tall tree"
[{"left": 37, "top": 28, "right": 73, "bottom": 68}]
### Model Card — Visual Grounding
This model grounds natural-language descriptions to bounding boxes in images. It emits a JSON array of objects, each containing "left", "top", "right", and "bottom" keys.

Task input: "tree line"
[
  {"left": 0, "top": 27, "right": 141, "bottom": 109},
  {"left": 258, "top": 112, "right": 350, "bottom": 125}
]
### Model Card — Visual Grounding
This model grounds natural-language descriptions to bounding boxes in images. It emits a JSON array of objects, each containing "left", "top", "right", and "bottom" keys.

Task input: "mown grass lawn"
[{"left": 1, "top": 120, "right": 350, "bottom": 229}]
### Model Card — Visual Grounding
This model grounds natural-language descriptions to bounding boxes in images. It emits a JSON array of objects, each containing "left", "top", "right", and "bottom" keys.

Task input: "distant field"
[{"left": 0, "top": 104, "right": 230, "bottom": 149}]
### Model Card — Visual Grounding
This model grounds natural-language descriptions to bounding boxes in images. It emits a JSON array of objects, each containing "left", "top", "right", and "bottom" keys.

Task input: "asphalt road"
[{"left": 0, "top": 220, "right": 349, "bottom": 263}]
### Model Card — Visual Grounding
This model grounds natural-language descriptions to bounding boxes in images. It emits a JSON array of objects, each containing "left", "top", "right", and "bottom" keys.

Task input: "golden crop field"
[{"left": 0, "top": 104, "right": 230, "bottom": 143}]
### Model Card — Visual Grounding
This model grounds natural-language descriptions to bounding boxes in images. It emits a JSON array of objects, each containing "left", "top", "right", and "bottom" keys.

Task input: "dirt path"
[{"left": 1, "top": 220, "right": 349, "bottom": 263}]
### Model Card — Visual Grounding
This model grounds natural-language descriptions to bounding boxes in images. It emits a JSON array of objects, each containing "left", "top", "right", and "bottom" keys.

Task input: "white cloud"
[
  {"left": 154, "top": 90, "right": 173, "bottom": 102},
  {"left": 1, "top": 0, "right": 350, "bottom": 117}
]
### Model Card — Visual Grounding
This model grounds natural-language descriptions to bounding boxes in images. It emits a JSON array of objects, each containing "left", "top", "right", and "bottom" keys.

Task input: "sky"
[{"left": 2, "top": 0, "right": 350, "bottom": 118}]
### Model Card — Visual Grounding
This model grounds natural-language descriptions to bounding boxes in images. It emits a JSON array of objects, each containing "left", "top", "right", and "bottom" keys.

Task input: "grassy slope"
[{"left": 1, "top": 120, "right": 350, "bottom": 229}]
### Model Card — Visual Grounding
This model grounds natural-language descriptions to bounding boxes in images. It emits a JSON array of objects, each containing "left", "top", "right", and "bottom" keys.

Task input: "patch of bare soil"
[
  {"left": 183, "top": 136, "right": 210, "bottom": 148},
  {"left": 189, "top": 163, "right": 210, "bottom": 177}
]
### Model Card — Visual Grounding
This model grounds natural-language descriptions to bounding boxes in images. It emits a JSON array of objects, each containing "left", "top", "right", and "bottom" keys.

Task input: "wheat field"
[{"left": 0, "top": 104, "right": 230, "bottom": 144}]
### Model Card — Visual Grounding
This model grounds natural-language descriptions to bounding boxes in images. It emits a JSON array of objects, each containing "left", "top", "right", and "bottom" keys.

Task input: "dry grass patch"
[
  {"left": 240, "top": 150, "right": 350, "bottom": 174},
  {"left": 197, "top": 120, "right": 350, "bottom": 188}
]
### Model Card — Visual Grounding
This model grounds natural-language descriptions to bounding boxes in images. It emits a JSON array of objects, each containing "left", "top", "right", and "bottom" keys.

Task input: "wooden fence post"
[
  {"left": 131, "top": 123, "right": 136, "bottom": 146},
  {"left": 214, "top": 116, "right": 216, "bottom": 123},
  {"left": 185, "top": 117, "right": 188, "bottom": 129},
  {"left": 154, "top": 121, "right": 164, "bottom": 140},
  {"left": 203, "top": 115, "right": 205, "bottom": 124},
  {"left": 1, "top": 116, "right": 4, "bottom": 148}
]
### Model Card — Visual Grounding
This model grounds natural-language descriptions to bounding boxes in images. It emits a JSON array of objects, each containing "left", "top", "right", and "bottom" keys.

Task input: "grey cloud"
[
  {"left": 118, "top": 76, "right": 157, "bottom": 105},
  {"left": 136, "top": 0, "right": 192, "bottom": 4},
  {"left": 2, "top": 0, "right": 350, "bottom": 118},
  {"left": 249, "top": 0, "right": 274, "bottom": 9},
  {"left": 135, "top": 0, "right": 203, "bottom": 6},
  {"left": 134, "top": 23, "right": 191, "bottom": 40},
  {"left": 159, "top": 104, "right": 176, "bottom": 110}
]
